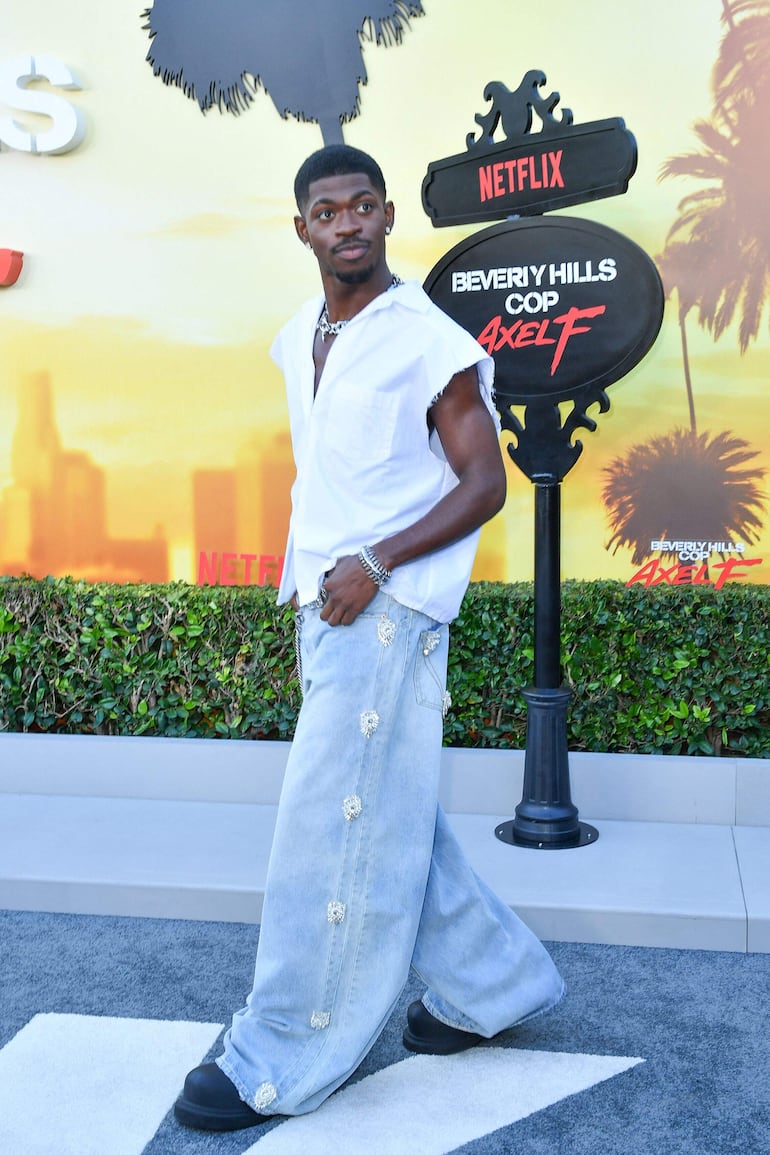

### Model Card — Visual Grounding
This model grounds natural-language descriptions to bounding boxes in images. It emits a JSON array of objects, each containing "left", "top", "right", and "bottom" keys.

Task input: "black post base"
[
  {"left": 495, "top": 817, "right": 598, "bottom": 849},
  {"left": 494, "top": 685, "right": 599, "bottom": 850}
]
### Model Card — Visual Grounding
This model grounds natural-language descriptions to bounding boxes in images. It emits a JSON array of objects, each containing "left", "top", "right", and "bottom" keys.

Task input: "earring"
[
  {"left": 385, "top": 225, "right": 392, "bottom": 235},
  {"left": 304, "top": 240, "right": 312, "bottom": 249}
]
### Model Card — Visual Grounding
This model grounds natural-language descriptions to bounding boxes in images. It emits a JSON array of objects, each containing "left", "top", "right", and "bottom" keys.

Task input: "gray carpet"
[{"left": 1, "top": 911, "right": 768, "bottom": 1154}]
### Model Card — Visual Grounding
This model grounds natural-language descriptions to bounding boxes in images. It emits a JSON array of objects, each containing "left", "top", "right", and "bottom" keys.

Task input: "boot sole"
[
  {"left": 402, "top": 1026, "right": 484, "bottom": 1055},
  {"left": 174, "top": 1097, "right": 268, "bottom": 1132}
]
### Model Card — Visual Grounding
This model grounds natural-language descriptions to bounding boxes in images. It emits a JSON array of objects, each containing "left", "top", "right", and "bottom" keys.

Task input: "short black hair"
[{"left": 294, "top": 145, "right": 387, "bottom": 212}]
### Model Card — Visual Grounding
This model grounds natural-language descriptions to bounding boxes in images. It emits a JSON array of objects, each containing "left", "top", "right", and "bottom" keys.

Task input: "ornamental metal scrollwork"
[
  {"left": 466, "top": 71, "right": 573, "bottom": 152},
  {"left": 499, "top": 387, "right": 612, "bottom": 485}
]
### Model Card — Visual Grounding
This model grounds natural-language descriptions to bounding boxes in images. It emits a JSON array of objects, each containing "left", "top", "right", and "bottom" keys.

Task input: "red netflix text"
[
  {"left": 478, "top": 152, "right": 564, "bottom": 203},
  {"left": 198, "top": 551, "right": 285, "bottom": 587},
  {"left": 0, "top": 249, "right": 23, "bottom": 287}
]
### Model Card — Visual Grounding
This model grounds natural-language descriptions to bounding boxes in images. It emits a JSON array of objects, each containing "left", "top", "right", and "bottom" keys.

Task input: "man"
[{"left": 175, "top": 144, "right": 563, "bottom": 1131}]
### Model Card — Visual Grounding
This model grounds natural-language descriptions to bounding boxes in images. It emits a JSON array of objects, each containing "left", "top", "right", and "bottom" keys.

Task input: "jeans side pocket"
[{"left": 413, "top": 627, "right": 448, "bottom": 711}]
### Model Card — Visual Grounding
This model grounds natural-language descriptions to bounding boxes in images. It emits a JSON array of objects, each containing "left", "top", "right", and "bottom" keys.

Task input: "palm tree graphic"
[
  {"left": 659, "top": 100, "right": 770, "bottom": 359},
  {"left": 603, "top": 0, "right": 769, "bottom": 567},
  {"left": 603, "top": 428, "right": 766, "bottom": 566},
  {"left": 715, "top": 0, "right": 770, "bottom": 117},
  {"left": 143, "top": 0, "right": 425, "bottom": 145},
  {"left": 658, "top": 0, "right": 770, "bottom": 371}
]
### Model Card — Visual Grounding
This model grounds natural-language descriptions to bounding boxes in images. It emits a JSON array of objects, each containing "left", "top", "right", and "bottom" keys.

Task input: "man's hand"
[{"left": 320, "top": 554, "right": 378, "bottom": 626}]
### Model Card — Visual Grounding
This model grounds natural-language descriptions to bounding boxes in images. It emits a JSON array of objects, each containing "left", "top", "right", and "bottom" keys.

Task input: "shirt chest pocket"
[{"left": 322, "top": 386, "right": 399, "bottom": 466}]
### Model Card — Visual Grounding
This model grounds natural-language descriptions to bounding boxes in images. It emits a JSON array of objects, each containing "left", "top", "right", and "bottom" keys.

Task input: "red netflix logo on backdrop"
[
  {"left": 0, "top": 250, "right": 23, "bottom": 286},
  {"left": 197, "top": 551, "right": 284, "bottom": 587}
]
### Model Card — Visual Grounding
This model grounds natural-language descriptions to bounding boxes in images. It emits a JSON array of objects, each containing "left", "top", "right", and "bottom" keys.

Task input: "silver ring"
[{"left": 319, "top": 585, "right": 329, "bottom": 605}]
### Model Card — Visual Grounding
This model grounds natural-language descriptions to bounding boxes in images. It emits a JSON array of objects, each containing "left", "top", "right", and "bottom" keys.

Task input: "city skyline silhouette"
[{"left": 0, "top": 373, "right": 296, "bottom": 586}]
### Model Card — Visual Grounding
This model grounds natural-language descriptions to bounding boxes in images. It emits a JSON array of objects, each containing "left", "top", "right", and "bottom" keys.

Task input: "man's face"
[{"left": 295, "top": 172, "right": 394, "bottom": 285}]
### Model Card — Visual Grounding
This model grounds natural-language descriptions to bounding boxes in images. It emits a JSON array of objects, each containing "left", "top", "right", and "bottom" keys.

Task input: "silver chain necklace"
[{"left": 316, "top": 275, "right": 403, "bottom": 340}]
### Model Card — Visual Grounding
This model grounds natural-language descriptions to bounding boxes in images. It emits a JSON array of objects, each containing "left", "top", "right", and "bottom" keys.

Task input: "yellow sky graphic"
[{"left": 2, "top": 0, "right": 768, "bottom": 584}]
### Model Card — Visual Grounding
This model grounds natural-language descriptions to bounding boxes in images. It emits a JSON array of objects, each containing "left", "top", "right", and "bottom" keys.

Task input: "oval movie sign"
[{"left": 424, "top": 216, "right": 664, "bottom": 405}]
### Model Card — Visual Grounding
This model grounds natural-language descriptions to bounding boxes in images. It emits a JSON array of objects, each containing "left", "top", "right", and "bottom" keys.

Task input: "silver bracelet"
[{"left": 357, "top": 544, "right": 392, "bottom": 586}]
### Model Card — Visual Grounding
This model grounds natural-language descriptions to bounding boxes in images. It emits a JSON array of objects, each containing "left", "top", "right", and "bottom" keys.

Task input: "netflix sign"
[
  {"left": 424, "top": 216, "right": 664, "bottom": 405},
  {"left": 422, "top": 118, "right": 637, "bottom": 226}
]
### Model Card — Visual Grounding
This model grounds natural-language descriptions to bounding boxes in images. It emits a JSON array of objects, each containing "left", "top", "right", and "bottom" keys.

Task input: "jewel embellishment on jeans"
[
  {"left": 327, "top": 901, "right": 346, "bottom": 924},
  {"left": 422, "top": 630, "right": 441, "bottom": 656},
  {"left": 342, "top": 795, "right": 362, "bottom": 821},
  {"left": 442, "top": 691, "right": 452, "bottom": 718},
  {"left": 360, "top": 710, "right": 380, "bottom": 738},
  {"left": 377, "top": 614, "right": 396, "bottom": 647},
  {"left": 254, "top": 1082, "right": 277, "bottom": 1110},
  {"left": 310, "top": 1010, "right": 331, "bottom": 1030}
]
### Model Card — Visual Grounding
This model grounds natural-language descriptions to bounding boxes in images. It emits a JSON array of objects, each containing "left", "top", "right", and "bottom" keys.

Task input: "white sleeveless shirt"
[{"left": 272, "top": 280, "right": 496, "bottom": 624}]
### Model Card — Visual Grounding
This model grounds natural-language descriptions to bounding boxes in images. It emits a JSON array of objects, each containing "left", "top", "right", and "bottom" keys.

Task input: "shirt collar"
[{"left": 305, "top": 279, "right": 428, "bottom": 334}]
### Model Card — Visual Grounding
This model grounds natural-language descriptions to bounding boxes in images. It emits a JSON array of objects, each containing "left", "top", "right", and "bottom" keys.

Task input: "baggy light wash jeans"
[{"left": 218, "top": 591, "right": 564, "bottom": 1116}]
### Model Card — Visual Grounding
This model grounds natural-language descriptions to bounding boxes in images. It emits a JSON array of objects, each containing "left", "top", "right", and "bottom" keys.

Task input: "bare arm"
[{"left": 319, "top": 365, "right": 505, "bottom": 626}]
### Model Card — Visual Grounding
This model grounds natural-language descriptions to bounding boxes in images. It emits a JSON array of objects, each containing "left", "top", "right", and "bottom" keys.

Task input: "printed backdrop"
[{"left": 2, "top": 0, "right": 769, "bottom": 589}]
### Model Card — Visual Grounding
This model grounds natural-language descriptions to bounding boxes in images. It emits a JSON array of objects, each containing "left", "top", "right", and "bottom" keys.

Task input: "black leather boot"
[
  {"left": 174, "top": 1062, "right": 271, "bottom": 1131},
  {"left": 402, "top": 1001, "right": 486, "bottom": 1055}
]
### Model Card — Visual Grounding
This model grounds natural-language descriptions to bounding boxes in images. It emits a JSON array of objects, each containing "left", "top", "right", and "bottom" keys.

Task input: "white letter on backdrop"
[{"left": 0, "top": 54, "right": 85, "bottom": 155}]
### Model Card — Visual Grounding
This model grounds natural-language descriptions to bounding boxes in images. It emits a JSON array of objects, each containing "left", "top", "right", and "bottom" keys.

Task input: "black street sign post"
[{"left": 423, "top": 73, "right": 664, "bottom": 849}]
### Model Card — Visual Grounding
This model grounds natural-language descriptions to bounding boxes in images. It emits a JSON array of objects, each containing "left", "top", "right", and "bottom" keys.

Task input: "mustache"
[{"left": 332, "top": 239, "right": 371, "bottom": 254}]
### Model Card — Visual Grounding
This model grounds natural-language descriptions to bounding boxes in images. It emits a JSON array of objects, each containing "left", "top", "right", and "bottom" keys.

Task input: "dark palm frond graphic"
[
  {"left": 603, "top": 428, "right": 766, "bottom": 565},
  {"left": 143, "top": 0, "right": 425, "bottom": 144}
]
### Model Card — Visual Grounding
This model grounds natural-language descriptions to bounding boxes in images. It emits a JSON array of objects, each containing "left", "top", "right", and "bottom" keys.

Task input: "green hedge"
[
  {"left": 0, "top": 576, "right": 768, "bottom": 757},
  {"left": 447, "top": 581, "right": 770, "bottom": 757},
  {"left": 0, "top": 577, "right": 299, "bottom": 741}
]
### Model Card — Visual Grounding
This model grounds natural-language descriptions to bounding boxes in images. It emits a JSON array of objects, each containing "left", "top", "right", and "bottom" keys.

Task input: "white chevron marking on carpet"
[
  {"left": 0, "top": 1013, "right": 222, "bottom": 1155},
  {"left": 245, "top": 1048, "right": 644, "bottom": 1155}
]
